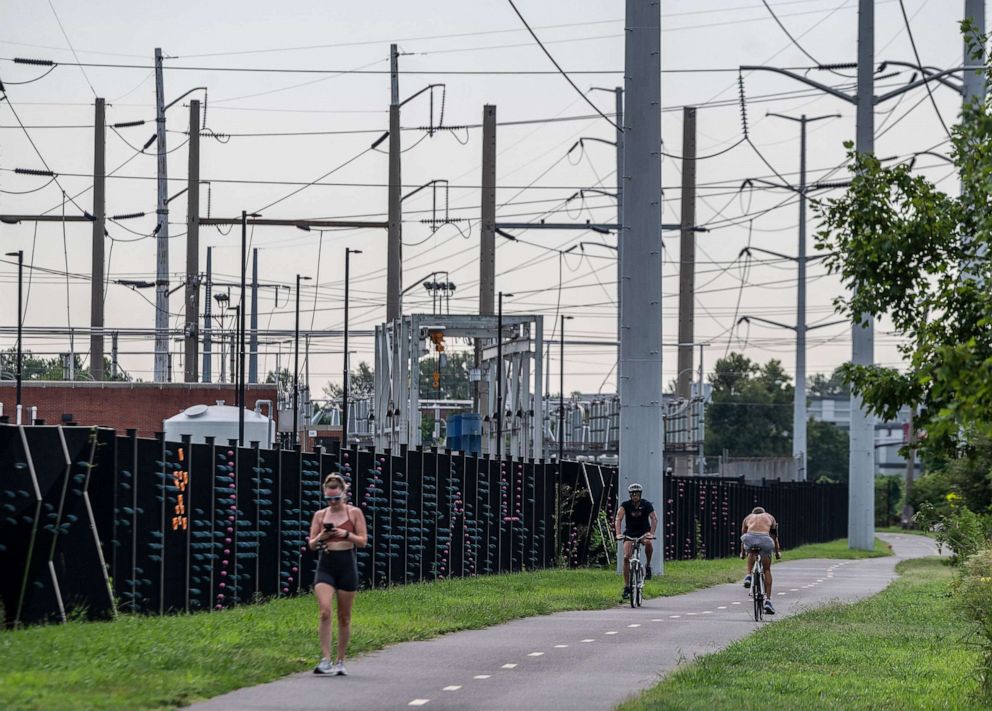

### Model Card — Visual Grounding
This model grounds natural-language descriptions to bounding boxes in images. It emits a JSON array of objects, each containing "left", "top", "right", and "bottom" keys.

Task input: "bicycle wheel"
[
  {"left": 630, "top": 564, "right": 639, "bottom": 608},
  {"left": 634, "top": 574, "right": 643, "bottom": 607},
  {"left": 752, "top": 563, "right": 764, "bottom": 622}
]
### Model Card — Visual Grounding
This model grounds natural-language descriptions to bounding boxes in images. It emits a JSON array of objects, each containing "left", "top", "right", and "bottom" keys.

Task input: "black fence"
[{"left": 0, "top": 424, "right": 848, "bottom": 627}]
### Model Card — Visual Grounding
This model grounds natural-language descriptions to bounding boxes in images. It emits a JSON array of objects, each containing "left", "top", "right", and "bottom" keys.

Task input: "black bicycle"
[
  {"left": 622, "top": 534, "right": 651, "bottom": 608},
  {"left": 749, "top": 545, "right": 766, "bottom": 622}
]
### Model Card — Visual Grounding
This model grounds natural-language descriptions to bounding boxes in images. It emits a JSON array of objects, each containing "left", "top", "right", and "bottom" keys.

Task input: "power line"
[
  {"left": 505, "top": 0, "right": 619, "bottom": 131},
  {"left": 897, "top": 0, "right": 952, "bottom": 138}
]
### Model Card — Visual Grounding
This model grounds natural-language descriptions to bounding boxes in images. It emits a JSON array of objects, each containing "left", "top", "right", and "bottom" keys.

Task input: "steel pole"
[
  {"left": 90, "top": 98, "right": 106, "bottom": 381},
  {"left": 238, "top": 211, "right": 247, "bottom": 444},
  {"left": 184, "top": 100, "right": 200, "bottom": 382},
  {"left": 154, "top": 48, "right": 170, "bottom": 381},
  {"left": 795, "top": 117, "right": 808, "bottom": 481},
  {"left": 497, "top": 292, "right": 504, "bottom": 461},
  {"left": 849, "top": 0, "right": 876, "bottom": 550},
  {"left": 620, "top": 0, "right": 664, "bottom": 574},
  {"left": 386, "top": 44, "right": 403, "bottom": 321},
  {"left": 294, "top": 274, "right": 301, "bottom": 448}
]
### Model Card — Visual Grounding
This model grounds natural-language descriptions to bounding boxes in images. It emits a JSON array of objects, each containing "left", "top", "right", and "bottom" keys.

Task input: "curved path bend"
[{"left": 189, "top": 533, "right": 938, "bottom": 710}]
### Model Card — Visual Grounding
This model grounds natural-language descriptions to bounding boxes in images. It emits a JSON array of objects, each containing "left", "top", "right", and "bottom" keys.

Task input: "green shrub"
[
  {"left": 958, "top": 548, "right": 992, "bottom": 701},
  {"left": 915, "top": 498, "right": 992, "bottom": 564}
]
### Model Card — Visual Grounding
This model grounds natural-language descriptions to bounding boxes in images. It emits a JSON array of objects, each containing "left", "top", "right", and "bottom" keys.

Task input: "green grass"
[
  {"left": 0, "top": 538, "right": 889, "bottom": 711},
  {"left": 617, "top": 558, "right": 982, "bottom": 711},
  {"left": 877, "top": 525, "right": 935, "bottom": 537}
]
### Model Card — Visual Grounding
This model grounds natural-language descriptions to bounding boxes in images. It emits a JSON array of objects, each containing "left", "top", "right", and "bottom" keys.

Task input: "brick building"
[{"left": 0, "top": 382, "right": 277, "bottom": 438}]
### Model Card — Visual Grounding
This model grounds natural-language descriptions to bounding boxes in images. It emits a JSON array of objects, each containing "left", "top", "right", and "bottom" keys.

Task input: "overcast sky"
[{"left": 0, "top": 0, "right": 974, "bottom": 397}]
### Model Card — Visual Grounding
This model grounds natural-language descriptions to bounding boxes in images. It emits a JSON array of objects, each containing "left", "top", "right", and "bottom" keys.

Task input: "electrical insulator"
[
  {"left": 429, "top": 331, "right": 445, "bottom": 352},
  {"left": 433, "top": 371, "right": 441, "bottom": 390}
]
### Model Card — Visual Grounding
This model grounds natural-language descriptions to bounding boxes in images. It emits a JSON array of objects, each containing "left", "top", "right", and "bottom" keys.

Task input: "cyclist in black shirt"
[{"left": 614, "top": 482, "right": 657, "bottom": 599}]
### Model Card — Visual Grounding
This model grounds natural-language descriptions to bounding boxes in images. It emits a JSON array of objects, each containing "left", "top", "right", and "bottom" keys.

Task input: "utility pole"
[
  {"left": 203, "top": 247, "right": 212, "bottom": 382},
  {"left": 676, "top": 107, "right": 696, "bottom": 478},
  {"left": 964, "top": 0, "right": 986, "bottom": 106},
  {"left": 184, "top": 99, "right": 200, "bottom": 383},
  {"left": 760, "top": 112, "right": 839, "bottom": 481},
  {"left": 238, "top": 211, "right": 247, "bottom": 444},
  {"left": 496, "top": 291, "right": 506, "bottom": 461},
  {"left": 614, "top": 87, "right": 623, "bottom": 381},
  {"left": 620, "top": 0, "right": 664, "bottom": 573},
  {"left": 342, "top": 248, "right": 362, "bottom": 451},
  {"left": 294, "top": 274, "right": 312, "bottom": 447},
  {"left": 154, "top": 47, "right": 170, "bottom": 382},
  {"left": 386, "top": 44, "right": 402, "bottom": 322},
  {"left": 249, "top": 248, "right": 258, "bottom": 383},
  {"left": 477, "top": 104, "right": 496, "bottom": 413},
  {"left": 90, "top": 97, "right": 106, "bottom": 381},
  {"left": 850, "top": 0, "right": 875, "bottom": 550}
]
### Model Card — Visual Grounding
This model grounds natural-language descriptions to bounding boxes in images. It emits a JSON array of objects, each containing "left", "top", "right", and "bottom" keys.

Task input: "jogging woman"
[{"left": 308, "top": 473, "right": 368, "bottom": 675}]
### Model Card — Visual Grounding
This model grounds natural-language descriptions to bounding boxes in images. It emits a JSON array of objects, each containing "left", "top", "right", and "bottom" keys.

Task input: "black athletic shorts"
[{"left": 314, "top": 548, "right": 359, "bottom": 592}]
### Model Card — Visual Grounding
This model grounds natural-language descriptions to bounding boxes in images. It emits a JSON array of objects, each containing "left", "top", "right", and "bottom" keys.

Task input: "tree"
[
  {"left": 814, "top": 26, "right": 992, "bottom": 459},
  {"left": 704, "top": 353, "right": 793, "bottom": 457},
  {"left": 0, "top": 348, "right": 129, "bottom": 382},
  {"left": 418, "top": 350, "right": 472, "bottom": 400},
  {"left": 322, "top": 361, "right": 375, "bottom": 400},
  {"left": 807, "top": 418, "right": 849, "bottom": 482},
  {"left": 807, "top": 367, "right": 850, "bottom": 397},
  {"left": 265, "top": 368, "right": 292, "bottom": 389}
]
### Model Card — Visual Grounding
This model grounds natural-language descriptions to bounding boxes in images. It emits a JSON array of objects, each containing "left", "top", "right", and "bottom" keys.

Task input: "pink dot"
[
  {"left": 223, "top": 548, "right": 230, "bottom": 555},
  {"left": 282, "top": 587, "right": 290, "bottom": 594},
  {"left": 220, "top": 570, "right": 228, "bottom": 577},
  {"left": 287, "top": 577, "right": 294, "bottom": 583},
  {"left": 215, "top": 604, "right": 223, "bottom": 610},
  {"left": 219, "top": 582, "right": 226, "bottom": 589},
  {"left": 225, "top": 537, "right": 232, "bottom": 544},
  {"left": 291, "top": 566, "right": 298, "bottom": 573}
]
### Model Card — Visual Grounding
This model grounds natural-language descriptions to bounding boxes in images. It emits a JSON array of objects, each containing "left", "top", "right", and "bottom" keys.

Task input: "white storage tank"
[{"left": 164, "top": 400, "right": 274, "bottom": 447}]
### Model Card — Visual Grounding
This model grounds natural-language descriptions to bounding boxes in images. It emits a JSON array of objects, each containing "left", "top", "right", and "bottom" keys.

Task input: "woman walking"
[{"left": 308, "top": 473, "right": 368, "bottom": 675}]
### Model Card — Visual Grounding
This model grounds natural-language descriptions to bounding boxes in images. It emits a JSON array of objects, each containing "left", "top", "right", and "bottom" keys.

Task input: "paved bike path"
[{"left": 189, "top": 533, "right": 939, "bottom": 710}]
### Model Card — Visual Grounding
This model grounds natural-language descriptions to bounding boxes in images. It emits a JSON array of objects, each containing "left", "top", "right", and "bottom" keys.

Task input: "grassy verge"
[
  {"left": 0, "top": 538, "right": 889, "bottom": 710},
  {"left": 618, "top": 558, "right": 981, "bottom": 711},
  {"left": 877, "top": 525, "right": 935, "bottom": 537}
]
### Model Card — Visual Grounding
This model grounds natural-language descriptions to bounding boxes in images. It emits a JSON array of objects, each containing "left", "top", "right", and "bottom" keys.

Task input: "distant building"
[{"left": 807, "top": 395, "right": 915, "bottom": 476}]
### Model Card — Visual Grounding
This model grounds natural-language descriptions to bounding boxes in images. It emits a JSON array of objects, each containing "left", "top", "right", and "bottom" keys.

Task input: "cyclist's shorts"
[{"left": 741, "top": 533, "right": 774, "bottom": 558}]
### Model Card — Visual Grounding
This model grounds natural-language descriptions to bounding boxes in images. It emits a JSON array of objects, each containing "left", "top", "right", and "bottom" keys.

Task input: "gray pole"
[
  {"left": 795, "top": 116, "right": 808, "bottom": 481},
  {"left": 386, "top": 44, "right": 403, "bottom": 322},
  {"left": 965, "top": 0, "right": 987, "bottom": 106},
  {"left": 849, "top": 0, "right": 875, "bottom": 550},
  {"left": 497, "top": 292, "right": 504, "bottom": 461},
  {"left": 90, "top": 97, "right": 105, "bottom": 381},
  {"left": 238, "top": 211, "right": 247, "bottom": 443},
  {"left": 620, "top": 0, "right": 664, "bottom": 573},
  {"left": 249, "top": 248, "right": 259, "bottom": 383},
  {"left": 615, "top": 87, "right": 624, "bottom": 385},
  {"left": 294, "top": 274, "right": 302, "bottom": 447},
  {"left": 676, "top": 107, "right": 696, "bottom": 402},
  {"left": 203, "top": 247, "right": 212, "bottom": 382},
  {"left": 111, "top": 331, "right": 118, "bottom": 380},
  {"left": 477, "top": 104, "right": 497, "bottom": 413},
  {"left": 184, "top": 100, "right": 200, "bottom": 383},
  {"left": 154, "top": 48, "right": 170, "bottom": 382}
]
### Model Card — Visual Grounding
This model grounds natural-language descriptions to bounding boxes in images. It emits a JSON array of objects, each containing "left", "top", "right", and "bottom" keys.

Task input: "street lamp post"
[
  {"left": 6, "top": 251, "right": 23, "bottom": 417},
  {"left": 342, "top": 248, "right": 362, "bottom": 453},
  {"left": 294, "top": 274, "right": 312, "bottom": 448}
]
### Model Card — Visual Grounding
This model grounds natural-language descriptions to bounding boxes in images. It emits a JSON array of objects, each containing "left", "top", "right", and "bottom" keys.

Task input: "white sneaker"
[
  {"left": 335, "top": 661, "right": 348, "bottom": 676},
  {"left": 313, "top": 658, "right": 334, "bottom": 675}
]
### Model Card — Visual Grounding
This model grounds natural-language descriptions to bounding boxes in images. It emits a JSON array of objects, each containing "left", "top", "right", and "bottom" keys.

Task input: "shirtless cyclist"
[{"left": 740, "top": 506, "right": 781, "bottom": 615}]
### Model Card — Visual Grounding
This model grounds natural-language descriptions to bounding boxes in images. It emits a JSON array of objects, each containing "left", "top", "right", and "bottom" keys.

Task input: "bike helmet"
[{"left": 627, "top": 482, "right": 643, "bottom": 494}]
